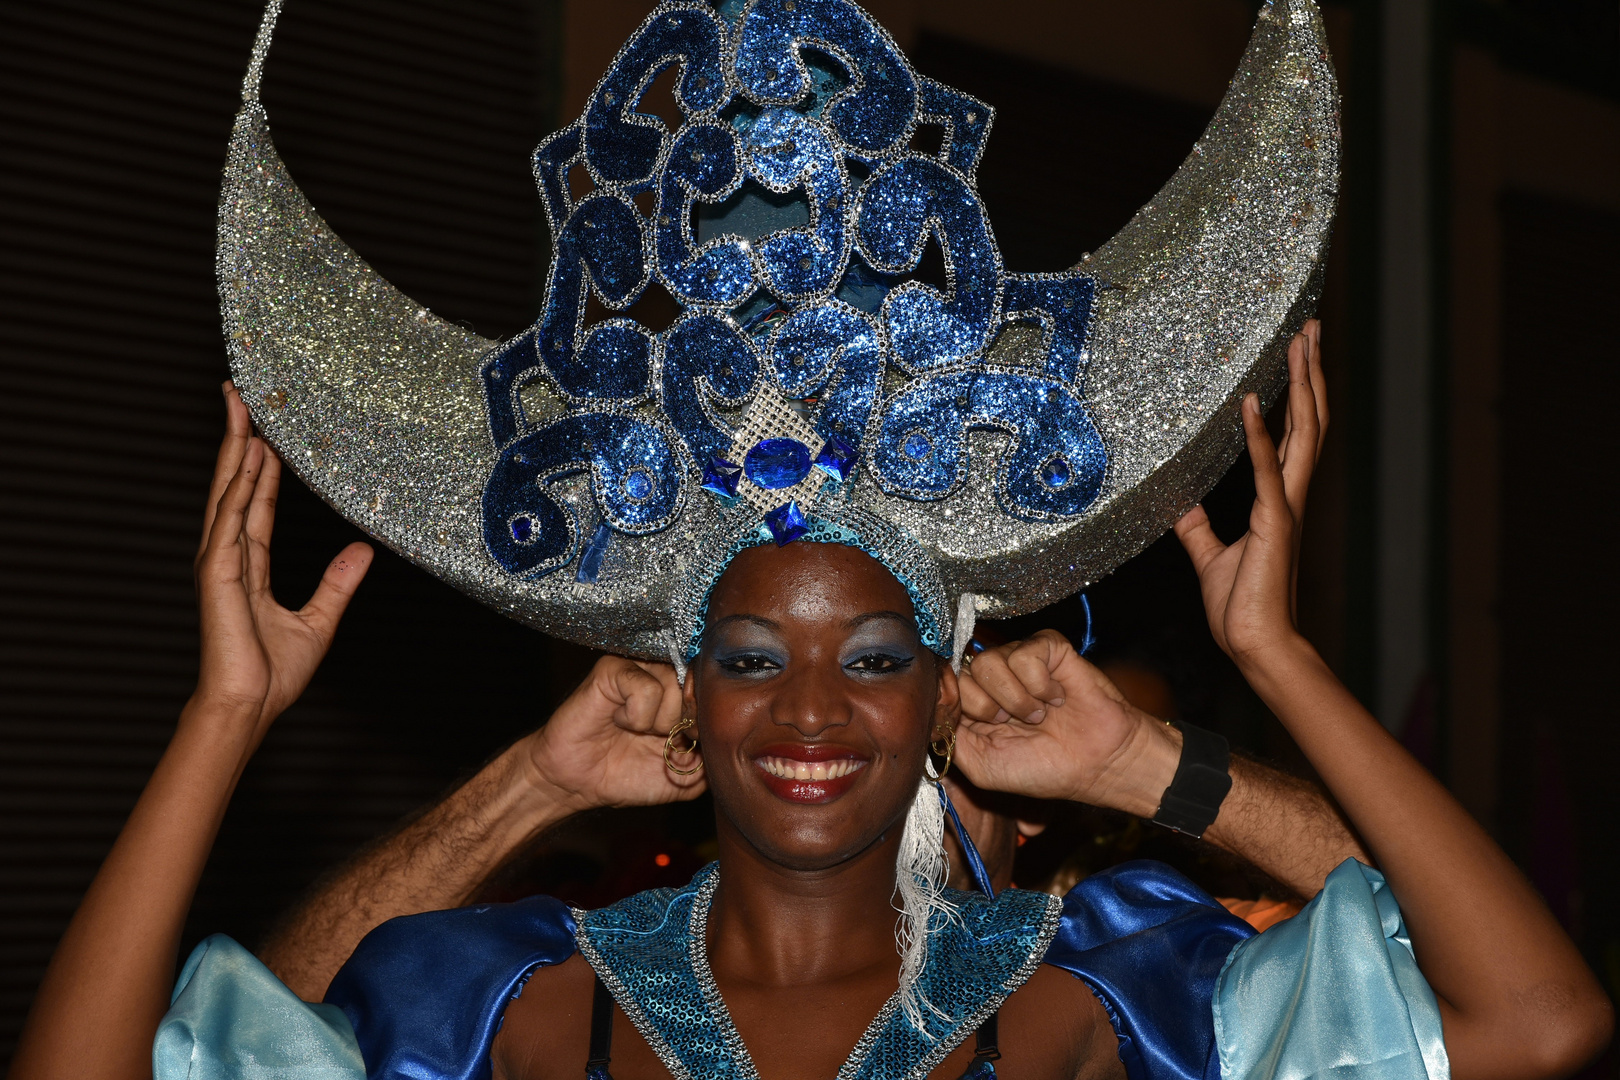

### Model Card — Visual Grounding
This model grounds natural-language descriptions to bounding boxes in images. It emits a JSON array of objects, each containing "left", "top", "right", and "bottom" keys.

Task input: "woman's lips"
[{"left": 753, "top": 745, "right": 868, "bottom": 803}]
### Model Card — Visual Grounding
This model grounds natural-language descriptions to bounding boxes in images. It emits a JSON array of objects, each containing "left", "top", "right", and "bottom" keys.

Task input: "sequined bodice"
[{"left": 573, "top": 864, "right": 1061, "bottom": 1080}]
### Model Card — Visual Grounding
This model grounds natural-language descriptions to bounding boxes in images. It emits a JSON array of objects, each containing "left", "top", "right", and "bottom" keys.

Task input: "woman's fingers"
[
  {"left": 295, "top": 542, "right": 373, "bottom": 645},
  {"left": 1244, "top": 393, "right": 1287, "bottom": 510},
  {"left": 1173, "top": 504, "right": 1226, "bottom": 577},
  {"left": 1306, "top": 320, "right": 1329, "bottom": 456},
  {"left": 198, "top": 382, "right": 253, "bottom": 560},
  {"left": 1279, "top": 333, "right": 1319, "bottom": 518},
  {"left": 243, "top": 446, "right": 282, "bottom": 599},
  {"left": 200, "top": 437, "right": 265, "bottom": 579}
]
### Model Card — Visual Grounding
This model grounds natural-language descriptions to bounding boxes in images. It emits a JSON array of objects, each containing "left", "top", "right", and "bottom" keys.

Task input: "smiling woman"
[{"left": 8, "top": 0, "right": 1613, "bottom": 1074}]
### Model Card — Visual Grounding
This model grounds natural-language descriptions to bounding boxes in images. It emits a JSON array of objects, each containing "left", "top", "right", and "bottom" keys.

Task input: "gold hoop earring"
[
  {"left": 929, "top": 726, "right": 955, "bottom": 782},
  {"left": 664, "top": 716, "right": 703, "bottom": 775}
]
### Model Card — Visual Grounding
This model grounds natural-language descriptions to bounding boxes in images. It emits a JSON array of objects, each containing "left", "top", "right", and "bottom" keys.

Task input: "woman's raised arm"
[
  {"left": 1171, "top": 326, "right": 1612, "bottom": 1078},
  {"left": 959, "top": 323, "right": 1611, "bottom": 1079},
  {"left": 9, "top": 383, "right": 373, "bottom": 1080}
]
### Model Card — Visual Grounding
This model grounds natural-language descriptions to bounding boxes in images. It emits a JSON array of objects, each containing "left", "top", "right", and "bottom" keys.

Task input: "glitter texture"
[
  {"left": 574, "top": 864, "right": 1059, "bottom": 1080},
  {"left": 220, "top": 0, "right": 1338, "bottom": 659}
]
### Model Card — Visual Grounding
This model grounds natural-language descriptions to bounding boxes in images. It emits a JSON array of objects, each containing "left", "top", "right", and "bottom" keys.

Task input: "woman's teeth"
[{"left": 758, "top": 756, "right": 866, "bottom": 781}]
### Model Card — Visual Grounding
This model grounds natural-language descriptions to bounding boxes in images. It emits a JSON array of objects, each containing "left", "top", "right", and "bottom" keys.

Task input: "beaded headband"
[{"left": 219, "top": 0, "right": 1338, "bottom": 660}]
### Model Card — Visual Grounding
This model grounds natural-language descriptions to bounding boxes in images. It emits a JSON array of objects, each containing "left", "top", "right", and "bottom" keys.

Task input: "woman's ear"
[
  {"left": 935, "top": 656, "right": 962, "bottom": 728},
  {"left": 682, "top": 655, "right": 699, "bottom": 719}
]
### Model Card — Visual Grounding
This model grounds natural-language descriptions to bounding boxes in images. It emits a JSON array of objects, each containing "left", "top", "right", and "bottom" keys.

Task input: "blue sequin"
[
  {"left": 1001, "top": 273, "right": 1096, "bottom": 385},
  {"left": 661, "top": 313, "right": 760, "bottom": 464},
  {"left": 763, "top": 500, "right": 810, "bottom": 544},
  {"left": 745, "top": 437, "right": 812, "bottom": 489},
  {"left": 584, "top": 5, "right": 729, "bottom": 186},
  {"left": 916, "top": 77, "right": 995, "bottom": 178},
  {"left": 482, "top": 413, "right": 684, "bottom": 577},
  {"left": 733, "top": 0, "right": 917, "bottom": 157},
  {"left": 872, "top": 370, "right": 1106, "bottom": 520},
  {"left": 856, "top": 157, "right": 1002, "bottom": 372},
  {"left": 657, "top": 122, "right": 754, "bottom": 307},
  {"left": 767, "top": 302, "right": 882, "bottom": 450},
  {"left": 743, "top": 108, "right": 849, "bottom": 302}
]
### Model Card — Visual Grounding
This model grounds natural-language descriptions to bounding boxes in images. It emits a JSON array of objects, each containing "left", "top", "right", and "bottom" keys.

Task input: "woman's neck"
[{"left": 705, "top": 819, "right": 907, "bottom": 989}]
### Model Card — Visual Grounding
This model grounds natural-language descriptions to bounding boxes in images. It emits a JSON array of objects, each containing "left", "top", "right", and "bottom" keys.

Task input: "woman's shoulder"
[
  {"left": 1033, "top": 861, "right": 1256, "bottom": 1080},
  {"left": 1045, "top": 859, "right": 1254, "bottom": 953},
  {"left": 324, "top": 892, "right": 582, "bottom": 1080}
]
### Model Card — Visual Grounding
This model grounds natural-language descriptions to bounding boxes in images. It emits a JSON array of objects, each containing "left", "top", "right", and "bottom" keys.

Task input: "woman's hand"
[
  {"left": 1173, "top": 321, "right": 1324, "bottom": 667},
  {"left": 953, "top": 630, "right": 1178, "bottom": 818},
  {"left": 191, "top": 382, "right": 372, "bottom": 746},
  {"left": 520, "top": 655, "right": 708, "bottom": 813}
]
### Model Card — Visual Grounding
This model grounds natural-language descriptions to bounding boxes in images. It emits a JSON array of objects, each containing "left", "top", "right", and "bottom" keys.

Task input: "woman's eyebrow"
[
  {"left": 844, "top": 611, "right": 913, "bottom": 631},
  {"left": 708, "top": 613, "right": 780, "bottom": 632}
]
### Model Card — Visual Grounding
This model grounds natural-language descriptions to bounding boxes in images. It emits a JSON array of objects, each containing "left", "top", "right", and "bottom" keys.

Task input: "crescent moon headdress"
[{"left": 218, "top": 0, "right": 1339, "bottom": 667}]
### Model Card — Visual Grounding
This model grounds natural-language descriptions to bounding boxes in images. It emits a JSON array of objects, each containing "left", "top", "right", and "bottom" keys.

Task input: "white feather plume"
[{"left": 893, "top": 766, "right": 956, "bottom": 1032}]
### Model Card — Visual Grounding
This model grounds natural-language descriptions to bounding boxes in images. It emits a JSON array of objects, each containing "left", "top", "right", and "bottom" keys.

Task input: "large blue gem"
[
  {"left": 624, "top": 467, "right": 655, "bottom": 501},
  {"left": 509, "top": 515, "right": 535, "bottom": 543},
  {"left": 813, "top": 434, "right": 859, "bottom": 481},
  {"left": 745, "top": 437, "right": 812, "bottom": 490},
  {"left": 1040, "top": 455, "right": 1072, "bottom": 488},
  {"left": 575, "top": 522, "right": 614, "bottom": 584},
  {"left": 701, "top": 456, "right": 743, "bottom": 500},
  {"left": 902, "top": 431, "right": 932, "bottom": 460},
  {"left": 764, "top": 501, "right": 809, "bottom": 545}
]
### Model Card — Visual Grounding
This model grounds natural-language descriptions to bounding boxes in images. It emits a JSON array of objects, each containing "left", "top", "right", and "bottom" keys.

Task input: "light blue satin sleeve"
[
  {"left": 1214, "top": 859, "right": 1450, "bottom": 1080},
  {"left": 155, "top": 934, "right": 365, "bottom": 1080}
]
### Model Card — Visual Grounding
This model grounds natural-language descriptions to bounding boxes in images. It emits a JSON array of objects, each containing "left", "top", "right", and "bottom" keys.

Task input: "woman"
[{"left": 11, "top": 327, "right": 1611, "bottom": 1080}]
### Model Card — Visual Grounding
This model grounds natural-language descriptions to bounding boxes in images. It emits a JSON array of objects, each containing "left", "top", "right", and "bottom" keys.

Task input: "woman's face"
[{"left": 686, "top": 541, "right": 956, "bottom": 873}]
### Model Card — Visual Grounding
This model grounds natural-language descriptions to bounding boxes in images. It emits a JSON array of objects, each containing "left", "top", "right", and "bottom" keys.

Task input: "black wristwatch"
[{"left": 1151, "top": 721, "right": 1232, "bottom": 839}]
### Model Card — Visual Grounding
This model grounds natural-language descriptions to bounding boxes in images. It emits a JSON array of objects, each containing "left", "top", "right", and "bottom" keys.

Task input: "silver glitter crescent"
[{"left": 218, "top": 0, "right": 1338, "bottom": 659}]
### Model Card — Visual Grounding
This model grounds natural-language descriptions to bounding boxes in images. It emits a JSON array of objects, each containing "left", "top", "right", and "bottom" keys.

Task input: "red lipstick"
[{"left": 753, "top": 743, "right": 869, "bottom": 804}]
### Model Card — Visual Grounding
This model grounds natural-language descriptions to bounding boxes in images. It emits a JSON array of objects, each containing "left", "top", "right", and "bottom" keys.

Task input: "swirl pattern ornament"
[{"left": 218, "top": 0, "right": 1340, "bottom": 658}]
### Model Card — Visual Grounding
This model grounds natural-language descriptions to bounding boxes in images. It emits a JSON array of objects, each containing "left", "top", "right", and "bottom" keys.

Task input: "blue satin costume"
[{"left": 156, "top": 859, "right": 1447, "bottom": 1080}]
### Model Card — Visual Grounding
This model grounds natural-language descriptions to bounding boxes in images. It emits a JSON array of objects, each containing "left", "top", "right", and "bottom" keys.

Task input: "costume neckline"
[
  {"left": 686, "top": 864, "right": 901, "bottom": 1080},
  {"left": 574, "top": 863, "right": 1062, "bottom": 1080}
]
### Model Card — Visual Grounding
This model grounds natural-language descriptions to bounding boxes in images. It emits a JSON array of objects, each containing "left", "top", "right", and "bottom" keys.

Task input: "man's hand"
[
  {"left": 954, "top": 630, "right": 1179, "bottom": 819},
  {"left": 520, "top": 656, "right": 708, "bottom": 814},
  {"left": 953, "top": 625, "right": 1368, "bottom": 899},
  {"left": 260, "top": 655, "right": 703, "bottom": 998}
]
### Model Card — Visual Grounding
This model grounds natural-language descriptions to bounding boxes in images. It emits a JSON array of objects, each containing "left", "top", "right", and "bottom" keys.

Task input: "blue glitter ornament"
[{"left": 471, "top": 0, "right": 1116, "bottom": 578}]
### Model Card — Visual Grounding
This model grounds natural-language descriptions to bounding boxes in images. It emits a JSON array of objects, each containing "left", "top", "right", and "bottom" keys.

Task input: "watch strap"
[{"left": 1151, "top": 720, "right": 1233, "bottom": 838}]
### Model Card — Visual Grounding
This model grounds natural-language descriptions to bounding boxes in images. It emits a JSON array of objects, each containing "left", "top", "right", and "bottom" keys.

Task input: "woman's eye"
[
  {"left": 717, "top": 653, "right": 781, "bottom": 674},
  {"left": 846, "top": 653, "right": 913, "bottom": 673}
]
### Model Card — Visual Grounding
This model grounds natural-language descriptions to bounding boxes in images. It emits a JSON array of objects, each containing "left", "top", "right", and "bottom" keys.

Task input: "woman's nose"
[{"left": 770, "top": 657, "right": 851, "bottom": 736}]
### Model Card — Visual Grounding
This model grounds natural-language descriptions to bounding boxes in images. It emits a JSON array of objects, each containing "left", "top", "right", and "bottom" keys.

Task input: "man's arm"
[
  {"left": 258, "top": 744, "right": 571, "bottom": 1000},
  {"left": 259, "top": 654, "right": 703, "bottom": 1001},
  {"left": 1206, "top": 752, "right": 1368, "bottom": 900}
]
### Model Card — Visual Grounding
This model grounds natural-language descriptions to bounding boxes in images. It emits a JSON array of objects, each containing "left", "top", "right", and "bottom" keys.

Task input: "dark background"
[{"left": 2, "top": 0, "right": 1616, "bottom": 1071}]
